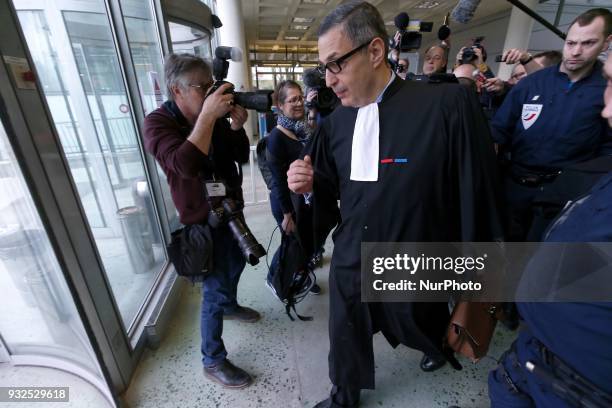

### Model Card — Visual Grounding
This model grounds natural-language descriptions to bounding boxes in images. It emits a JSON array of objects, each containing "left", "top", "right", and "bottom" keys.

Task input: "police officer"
[
  {"left": 491, "top": 8, "right": 612, "bottom": 241},
  {"left": 487, "top": 43, "right": 612, "bottom": 408}
]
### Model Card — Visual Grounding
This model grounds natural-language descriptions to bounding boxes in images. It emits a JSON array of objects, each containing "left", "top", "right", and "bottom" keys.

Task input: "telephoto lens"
[{"left": 222, "top": 199, "right": 266, "bottom": 265}]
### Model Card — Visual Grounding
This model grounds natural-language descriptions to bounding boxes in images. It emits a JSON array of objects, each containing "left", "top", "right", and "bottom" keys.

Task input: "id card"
[{"left": 205, "top": 181, "right": 226, "bottom": 197}]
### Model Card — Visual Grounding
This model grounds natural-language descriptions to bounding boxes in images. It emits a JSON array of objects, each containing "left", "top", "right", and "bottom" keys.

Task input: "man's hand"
[
  {"left": 200, "top": 83, "right": 234, "bottom": 120},
  {"left": 456, "top": 47, "right": 467, "bottom": 65},
  {"left": 230, "top": 104, "right": 248, "bottom": 131},
  {"left": 502, "top": 48, "right": 529, "bottom": 65},
  {"left": 306, "top": 89, "right": 318, "bottom": 104},
  {"left": 281, "top": 213, "right": 295, "bottom": 235},
  {"left": 484, "top": 77, "right": 505, "bottom": 94},
  {"left": 288, "top": 155, "right": 313, "bottom": 194}
]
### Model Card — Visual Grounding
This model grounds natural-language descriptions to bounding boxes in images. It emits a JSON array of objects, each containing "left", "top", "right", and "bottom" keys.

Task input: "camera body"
[
  {"left": 303, "top": 68, "right": 339, "bottom": 116},
  {"left": 211, "top": 46, "right": 273, "bottom": 113},
  {"left": 209, "top": 80, "right": 273, "bottom": 113},
  {"left": 391, "top": 12, "right": 433, "bottom": 52},
  {"left": 206, "top": 181, "right": 266, "bottom": 266},
  {"left": 459, "top": 36, "right": 485, "bottom": 65}
]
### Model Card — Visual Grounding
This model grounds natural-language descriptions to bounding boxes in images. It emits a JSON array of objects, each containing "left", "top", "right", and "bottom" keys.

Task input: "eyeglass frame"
[
  {"left": 187, "top": 80, "right": 214, "bottom": 93},
  {"left": 283, "top": 95, "right": 305, "bottom": 105},
  {"left": 316, "top": 38, "right": 374, "bottom": 75}
]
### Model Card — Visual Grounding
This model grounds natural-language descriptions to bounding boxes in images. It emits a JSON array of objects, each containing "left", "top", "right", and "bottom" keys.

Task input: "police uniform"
[
  {"left": 488, "top": 171, "right": 612, "bottom": 407},
  {"left": 491, "top": 61, "right": 611, "bottom": 241}
]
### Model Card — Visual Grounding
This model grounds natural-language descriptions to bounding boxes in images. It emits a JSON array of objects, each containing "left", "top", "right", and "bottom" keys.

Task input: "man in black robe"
[{"left": 287, "top": 2, "right": 503, "bottom": 407}]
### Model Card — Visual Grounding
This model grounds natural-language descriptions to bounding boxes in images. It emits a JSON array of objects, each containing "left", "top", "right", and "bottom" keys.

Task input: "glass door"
[
  {"left": 12, "top": 0, "right": 166, "bottom": 330},
  {"left": 0, "top": 113, "right": 115, "bottom": 407}
]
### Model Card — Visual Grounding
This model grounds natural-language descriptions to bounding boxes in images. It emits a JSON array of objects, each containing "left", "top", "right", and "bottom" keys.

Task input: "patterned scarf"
[{"left": 277, "top": 113, "right": 313, "bottom": 145}]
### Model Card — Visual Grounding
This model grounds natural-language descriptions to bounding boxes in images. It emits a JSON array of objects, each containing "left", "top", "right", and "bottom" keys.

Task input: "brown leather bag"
[{"left": 446, "top": 301, "right": 502, "bottom": 362}]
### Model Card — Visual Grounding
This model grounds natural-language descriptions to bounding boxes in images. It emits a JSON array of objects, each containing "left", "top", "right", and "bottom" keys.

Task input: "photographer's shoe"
[
  {"left": 223, "top": 306, "right": 261, "bottom": 323},
  {"left": 420, "top": 354, "right": 447, "bottom": 372},
  {"left": 203, "top": 359, "right": 252, "bottom": 388}
]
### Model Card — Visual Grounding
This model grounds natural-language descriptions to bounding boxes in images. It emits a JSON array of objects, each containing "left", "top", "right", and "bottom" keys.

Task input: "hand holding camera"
[
  {"left": 229, "top": 104, "right": 248, "bottom": 131},
  {"left": 457, "top": 37, "right": 486, "bottom": 66},
  {"left": 201, "top": 82, "right": 234, "bottom": 120}
]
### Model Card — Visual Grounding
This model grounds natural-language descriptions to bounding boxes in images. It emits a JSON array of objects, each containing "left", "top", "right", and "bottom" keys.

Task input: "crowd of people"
[{"left": 143, "top": 1, "right": 612, "bottom": 407}]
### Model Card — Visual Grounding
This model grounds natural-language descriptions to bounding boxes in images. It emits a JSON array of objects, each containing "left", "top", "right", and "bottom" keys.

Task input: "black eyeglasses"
[
  {"left": 316, "top": 39, "right": 373, "bottom": 75},
  {"left": 396, "top": 64, "right": 408, "bottom": 73}
]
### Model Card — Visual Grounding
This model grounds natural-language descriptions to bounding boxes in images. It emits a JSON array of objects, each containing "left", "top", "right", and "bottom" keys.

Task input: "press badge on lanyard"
[{"left": 205, "top": 181, "right": 226, "bottom": 197}]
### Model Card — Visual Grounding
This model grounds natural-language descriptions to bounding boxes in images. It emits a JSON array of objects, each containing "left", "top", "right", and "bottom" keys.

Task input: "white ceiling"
[{"left": 241, "top": 0, "right": 515, "bottom": 54}]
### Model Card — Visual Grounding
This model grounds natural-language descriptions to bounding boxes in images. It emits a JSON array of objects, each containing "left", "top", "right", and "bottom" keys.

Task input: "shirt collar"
[
  {"left": 375, "top": 70, "right": 396, "bottom": 103},
  {"left": 556, "top": 60, "right": 603, "bottom": 84}
]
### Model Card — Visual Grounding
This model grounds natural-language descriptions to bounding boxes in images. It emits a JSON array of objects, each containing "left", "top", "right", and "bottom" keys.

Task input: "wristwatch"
[{"left": 520, "top": 53, "right": 533, "bottom": 65}]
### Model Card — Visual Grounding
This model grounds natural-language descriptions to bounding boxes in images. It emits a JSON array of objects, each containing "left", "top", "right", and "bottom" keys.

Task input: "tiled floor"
[
  {"left": 122, "top": 204, "right": 516, "bottom": 408},
  {"left": 0, "top": 364, "right": 111, "bottom": 407}
]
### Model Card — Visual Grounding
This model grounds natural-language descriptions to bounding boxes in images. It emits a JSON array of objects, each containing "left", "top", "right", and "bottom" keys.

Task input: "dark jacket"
[
  {"left": 143, "top": 101, "right": 250, "bottom": 225},
  {"left": 266, "top": 127, "right": 305, "bottom": 215}
]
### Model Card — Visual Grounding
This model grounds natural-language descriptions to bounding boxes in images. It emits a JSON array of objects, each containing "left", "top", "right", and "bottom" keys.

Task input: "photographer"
[
  {"left": 455, "top": 40, "right": 501, "bottom": 120},
  {"left": 395, "top": 57, "right": 410, "bottom": 79},
  {"left": 303, "top": 68, "right": 340, "bottom": 125},
  {"left": 455, "top": 39, "right": 494, "bottom": 78},
  {"left": 143, "top": 53, "right": 260, "bottom": 389}
]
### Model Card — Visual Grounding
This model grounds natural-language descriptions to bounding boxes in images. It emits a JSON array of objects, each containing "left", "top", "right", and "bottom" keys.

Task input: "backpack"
[
  {"left": 267, "top": 228, "right": 315, "bottom": 321},
  {"left": 256, "top": 137, "right": 276, "bottom": 191}
]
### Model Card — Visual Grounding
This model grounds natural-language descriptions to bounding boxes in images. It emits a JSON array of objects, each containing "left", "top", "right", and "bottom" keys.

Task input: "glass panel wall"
[
  {"left": 0, "top": 117, "right": 105, "bottom": 384},
  {"left": 252, "top": 66, "right": 305, "bottom": 90},
  {"left": 168, "top": 21, "right": 212, "bottom": 60},
  {"left": 120, "top": 0, "right": 181, "bottom": 235},
  {"left": 14, "top": 0, "right": 166, "bottom": 328}
]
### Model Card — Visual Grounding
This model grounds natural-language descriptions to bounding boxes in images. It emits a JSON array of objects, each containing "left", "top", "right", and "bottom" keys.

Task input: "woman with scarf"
[{"left": 266, "top": 80, "right": 321, "bottom": 294}]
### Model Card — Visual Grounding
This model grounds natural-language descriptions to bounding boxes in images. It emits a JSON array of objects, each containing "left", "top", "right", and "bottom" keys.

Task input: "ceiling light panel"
[
  {"left": 413, "top": 1, "right": 440, "bottom": 9},
  {"left": 293, "top": 17, "right": 315, "bottom": 24}
]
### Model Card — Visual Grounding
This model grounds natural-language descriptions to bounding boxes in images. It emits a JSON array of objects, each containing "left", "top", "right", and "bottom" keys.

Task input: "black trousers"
[{"left": 503, "top": 176, "right": 541, "bottom": 242}]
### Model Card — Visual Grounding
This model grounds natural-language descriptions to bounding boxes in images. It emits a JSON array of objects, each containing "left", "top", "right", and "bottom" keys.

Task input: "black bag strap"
[{"left": 285, "top": 303, "right": 313, "bottom": 321}]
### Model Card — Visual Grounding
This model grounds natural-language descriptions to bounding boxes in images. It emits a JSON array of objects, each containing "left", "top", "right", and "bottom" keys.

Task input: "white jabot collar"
[{"left": 350, "top": 71, "right": 395, "bottom": 182}]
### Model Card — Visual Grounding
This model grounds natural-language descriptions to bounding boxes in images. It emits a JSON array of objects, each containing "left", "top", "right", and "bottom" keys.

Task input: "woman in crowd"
[{"left": 266, "top": 80, "right": 321, "bottom": 294}]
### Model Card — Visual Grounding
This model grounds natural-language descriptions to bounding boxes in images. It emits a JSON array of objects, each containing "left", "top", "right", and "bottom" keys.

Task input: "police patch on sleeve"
[{"left": 521, "top": 104, "right": 543, "bottom": 130}]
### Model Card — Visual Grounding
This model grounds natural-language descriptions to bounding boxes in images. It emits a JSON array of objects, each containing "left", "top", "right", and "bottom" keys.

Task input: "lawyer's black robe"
[{"left": 300, "top": 77, "right": 504, "bottom": 390}]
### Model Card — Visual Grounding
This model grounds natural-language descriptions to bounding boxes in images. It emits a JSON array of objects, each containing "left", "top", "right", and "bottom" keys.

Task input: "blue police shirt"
[
  {"left": 518, "top": 171, "right": 612, "bottom": 393},
  {"left": 491, "top": 62, "right": 611, "bottom": 172}
]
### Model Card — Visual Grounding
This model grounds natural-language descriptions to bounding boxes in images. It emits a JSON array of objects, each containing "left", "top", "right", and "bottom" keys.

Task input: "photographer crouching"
[{"left": 144, "top": 53, "right": 262, "bottom": 388}]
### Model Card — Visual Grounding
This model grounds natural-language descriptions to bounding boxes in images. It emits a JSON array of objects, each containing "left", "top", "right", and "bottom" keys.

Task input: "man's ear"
[
  {"left": 171, "top": 83, "right": 182, "bottom": 100},
  {"left": 370, "top": 37, "right": 388, "bottom": 68}
]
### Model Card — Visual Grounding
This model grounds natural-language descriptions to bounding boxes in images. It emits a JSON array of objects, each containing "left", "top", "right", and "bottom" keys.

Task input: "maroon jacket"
[{"left": 143, "top": 101, "right": 250, "bottom": 225}]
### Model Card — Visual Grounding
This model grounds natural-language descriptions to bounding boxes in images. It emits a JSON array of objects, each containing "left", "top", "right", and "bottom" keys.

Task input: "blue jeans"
[{"left": 201, "top": 225, "right": 246, "bottom": 367}]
